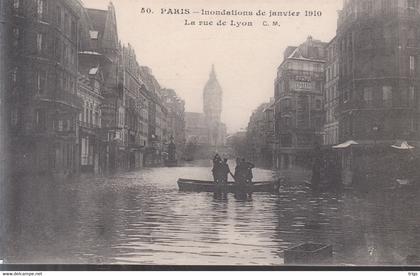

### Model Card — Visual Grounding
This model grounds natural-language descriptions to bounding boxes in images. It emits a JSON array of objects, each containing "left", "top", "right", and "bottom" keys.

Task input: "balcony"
[
  {"left": 37, "top": 92, "right": 82, "bottom": 110},
  {"left": 284, "top": 70, "right": 324, "bottom": 79}
]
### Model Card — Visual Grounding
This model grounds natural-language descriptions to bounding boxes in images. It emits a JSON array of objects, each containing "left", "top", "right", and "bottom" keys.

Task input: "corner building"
[
  {"left": 336, "top": 0, "right": 420, "bottom": 184},
  {"left": 337, "top": 0, "right": 420, "bottom": 143},
  {"left": 7, "top": 0, "right": 82, "bottom": 177},
  {"left": 273, "top": 36, "right": 326, "bottom": 170}
]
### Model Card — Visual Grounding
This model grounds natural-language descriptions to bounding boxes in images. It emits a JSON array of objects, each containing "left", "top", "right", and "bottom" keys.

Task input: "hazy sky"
[{"left": 83, "top": 0, "right": 343, "bottom": 133}]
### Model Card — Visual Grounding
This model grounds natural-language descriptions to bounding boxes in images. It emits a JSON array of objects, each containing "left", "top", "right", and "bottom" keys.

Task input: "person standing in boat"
[
  {"left": 219, "top": 158, "right": 233, "bottom": 197},
  {"left": 233, "top": 158, "right": 248, "bottom": 199},
  {"left": 234, "top": 158, "right": 245, "bottom": 184},
  {"left": 242, "top": 159, "right": 255, "bottom": 198},
  {"left": 243, "top": 158, "right": 255, "bottom": 184},
  {"left": 212, "top": 154, "right": 222, "bottom": 183}
]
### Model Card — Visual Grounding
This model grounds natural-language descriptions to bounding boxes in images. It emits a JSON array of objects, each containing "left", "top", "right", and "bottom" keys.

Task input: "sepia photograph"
[{"left": 1, "top": 0, "right": 420, "bottom": 270}]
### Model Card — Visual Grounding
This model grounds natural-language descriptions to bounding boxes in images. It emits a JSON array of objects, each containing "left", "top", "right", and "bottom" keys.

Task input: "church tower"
[{"left": 203, "top": 65, "right": 223, "bottom": 146}]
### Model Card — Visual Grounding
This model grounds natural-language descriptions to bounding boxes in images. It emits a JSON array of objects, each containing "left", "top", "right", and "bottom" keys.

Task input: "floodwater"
[{"left": 2, "top": 160, "right": 420, "bottom": 265}]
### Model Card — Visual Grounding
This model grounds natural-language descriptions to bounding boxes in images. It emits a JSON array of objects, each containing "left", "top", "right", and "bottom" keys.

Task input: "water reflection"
[{"left": 2, "top": 162, "right": 420, "bottom": 265}]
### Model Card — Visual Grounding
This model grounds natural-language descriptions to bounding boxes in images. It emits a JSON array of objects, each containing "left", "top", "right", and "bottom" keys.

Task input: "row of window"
[
  {"left": 342, "top": 116, "right": 419, "bottom": 138},
  {"left": 12, "top": 27, "right": 77, "bottom": 65},
  {"left": 326, "top": 61, "right": 339, "bottom": 83},
  {"left": 284, "top": 61, "right": 323, "bottom": 72},
  {"left": 13, "top": 0, "right": 77, "bottom": 41},
  {"left": 13, "top": 0, "right": 47, "bottom": 20},
  {"left": 278, "top": 115, "right": 323, "bottom": 129},
  {"left": 362, "top": 86, "right": 416, "bottom": 107},
  {"left": 278, "top": 133, "right": 316, "bottom": 147},
  {"left": 359, "top": 27, "right": 418, "bottom": 49},
  {"left": 280, "top": 98, "right": 322, "bottom": 110},
  {"left": 80, "top": 101, "right": 101, "bottom": 127},
  {"left": 9, "top": 107, "right": 76, "bottom": 133},
  {"left": 10, "top": 68, "right": 76, "bottom": 95},
  {"left": 342, "top": 86, "right": 417, "bottom": 108},
  {"left": 340, "top": 54, "right": 416, "bottom": 78}
]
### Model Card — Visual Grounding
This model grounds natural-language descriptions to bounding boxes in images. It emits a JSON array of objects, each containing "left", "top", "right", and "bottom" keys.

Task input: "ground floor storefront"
[{"left": 10, "top": 134, "right": 78, "bottom": 178}]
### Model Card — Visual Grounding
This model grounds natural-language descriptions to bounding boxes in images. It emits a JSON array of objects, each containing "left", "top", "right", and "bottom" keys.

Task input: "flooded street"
[{"left": 3, "top": 161, "right": 420, "bottom": 265}]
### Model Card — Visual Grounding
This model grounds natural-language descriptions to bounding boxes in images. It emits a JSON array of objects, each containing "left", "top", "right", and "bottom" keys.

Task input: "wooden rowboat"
[{"left": 177, "top": 178, "right": 281, "bottom": 193}]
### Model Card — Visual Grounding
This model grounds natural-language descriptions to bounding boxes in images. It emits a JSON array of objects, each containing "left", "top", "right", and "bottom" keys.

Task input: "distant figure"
[{"left": 212, "top": 154, "right": 222, "bottom": 183}]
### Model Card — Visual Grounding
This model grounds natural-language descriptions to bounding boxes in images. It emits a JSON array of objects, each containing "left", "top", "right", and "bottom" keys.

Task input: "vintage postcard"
[{"left": 1, "top": 0, "right": 420, "bottom": 270}]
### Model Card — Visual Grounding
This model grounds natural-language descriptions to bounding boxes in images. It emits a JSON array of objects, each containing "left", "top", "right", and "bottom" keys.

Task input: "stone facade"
[
  {"left": 121, "top": 44, "right": 148, "bottom": 170},
  {"left": 77, "top": 71, "right": 105, "bottom": 174},
  {"left": 161, "top": 88, "right": 186, "bottom": 158},
  {"left": 334, "top": 0, "right": 420, "bottom": 185},
  {"left": 246, "top": 98, "right": 275, "bottom": 168},
  {"left": 139, "top": 66, "right": 169, "bottom": 166},
  {"left": 324, "top": 37, "right": 340, "bottom": 146},
  {"left": 7, "top": 0, "right": 82, "bottom": 177},
  {"left": 273, "top": 36, "right": 327, "bottom": 170},
  {"left": 337, "top": 0, "right": 420, "bottom": 143},
  {"left": 2, "top": 0, "right": 185, "bottom": 177}
]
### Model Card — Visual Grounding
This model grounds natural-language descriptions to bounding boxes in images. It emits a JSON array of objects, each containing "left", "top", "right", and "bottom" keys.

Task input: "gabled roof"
[{"left": 288, "top": 47, "right": 302, "bottom": 59}]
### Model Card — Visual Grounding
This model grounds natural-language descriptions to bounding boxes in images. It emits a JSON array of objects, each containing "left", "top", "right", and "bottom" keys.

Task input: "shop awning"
[
  {"left": 332, "top": 140, "right": 359, "bottom": 149},
  {"left": 391, "top": 141, "right": 414, "bottom": 150}
]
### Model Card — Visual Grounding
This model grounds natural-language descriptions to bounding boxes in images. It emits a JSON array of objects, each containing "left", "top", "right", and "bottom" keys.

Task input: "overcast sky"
[{"left": 82, "top": 0, "right": 343, "bottom": 133}]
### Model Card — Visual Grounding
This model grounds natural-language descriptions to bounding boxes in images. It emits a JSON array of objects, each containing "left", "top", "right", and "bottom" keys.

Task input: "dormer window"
[{"left": 89, "top": 30, "right": 99, "bottom": 40}]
